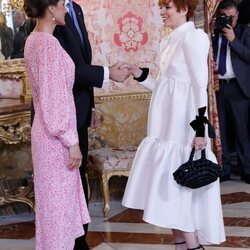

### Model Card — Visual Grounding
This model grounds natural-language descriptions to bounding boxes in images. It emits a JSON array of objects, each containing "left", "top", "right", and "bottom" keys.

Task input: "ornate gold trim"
[
  {"left": 0, "top": 59, "right": 26, "bottom": 77},
  {"left": 0, "top": 180, "right": 35, "bottom": 211},
  {"left": 95, "top": 91, "right": 151, "bottom": 104},
  {"left": 0, "top": 111, "right": 31, "bottom": 144},
  {"left": 11, "top": 0, "right": 24, "bottom": 11},
  {"left": 0, "top": 59, "right": 31, "bottom": 102}
]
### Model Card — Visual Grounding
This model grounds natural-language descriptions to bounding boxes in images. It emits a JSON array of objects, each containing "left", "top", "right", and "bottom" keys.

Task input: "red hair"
[{"left": 158, "top": 0, "right": 198, "bottom": 20}]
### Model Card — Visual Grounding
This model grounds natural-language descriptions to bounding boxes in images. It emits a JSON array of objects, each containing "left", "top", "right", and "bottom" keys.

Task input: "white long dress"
[{"left": 122, "top": 22, "right": 225, "bottom": 245}]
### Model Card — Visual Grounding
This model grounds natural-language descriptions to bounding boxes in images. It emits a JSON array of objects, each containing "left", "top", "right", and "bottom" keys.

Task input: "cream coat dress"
[{"left": 122, "top": 22, "right": 225, "bottom": 245}]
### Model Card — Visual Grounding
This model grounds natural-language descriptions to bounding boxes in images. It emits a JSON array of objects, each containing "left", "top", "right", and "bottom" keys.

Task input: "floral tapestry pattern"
[
  {"left": 75, "top": 0, "right": 163, "bottom": 94},
  {"left": 204, "top": 0, "right": 222, "bottom": 163},
  {"left": 114, "top": 12, "right": 148, "bottom": 52}
]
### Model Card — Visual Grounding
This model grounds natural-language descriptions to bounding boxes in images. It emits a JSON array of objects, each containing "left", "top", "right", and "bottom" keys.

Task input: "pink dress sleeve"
[{"left": 36, "top": 38, "right": 78, "bottom": 147}]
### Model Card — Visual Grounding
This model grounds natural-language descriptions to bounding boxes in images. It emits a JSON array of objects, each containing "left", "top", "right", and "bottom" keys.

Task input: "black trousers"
[
  {"left": 216, "top": 79, "right": 250, "bottom": 176},
  {"left": 74, "top": 124, "right": 90, "bottom": 250}
]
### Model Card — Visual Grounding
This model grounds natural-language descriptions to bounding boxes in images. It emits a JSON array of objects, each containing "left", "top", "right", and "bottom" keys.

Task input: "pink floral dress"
[{"left": 24, "top": 32, "right": 90, "bottom": 250}]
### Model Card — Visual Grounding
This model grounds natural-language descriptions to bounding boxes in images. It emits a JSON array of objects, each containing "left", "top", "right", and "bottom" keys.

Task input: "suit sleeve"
[
  {"left": 75, "top": 63, "right": 104, "bottom": 88},
  {"left": 53, "top": 21, "right": 104, "bottom": 89},
  {"left": 230, "top": 27, "right": 250, "bottom": 63},
  {"left": 183, "top": 29, "right": 209, "bottom": 111},
  {"left": 36, "top": 39, "right": 78, "bottom": 147},
  {"left": 139, "top": 76, "right": 157, "bottom": 92}
]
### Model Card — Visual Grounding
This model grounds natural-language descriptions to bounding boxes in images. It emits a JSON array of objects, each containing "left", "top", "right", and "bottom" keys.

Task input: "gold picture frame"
[{"left": 0, "top": 59, "right": 31, "bottom": 101}]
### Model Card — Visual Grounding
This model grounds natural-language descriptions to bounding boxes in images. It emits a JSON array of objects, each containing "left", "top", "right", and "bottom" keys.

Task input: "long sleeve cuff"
[
  {"left": 59, "top": 131, "right": 79, "bottom": 148},
  {"left": 190, "top": 107, "right": 215, "bottom": 138},
  {"left": 103, "top": 66, "right": 109, "bottom": 83},
  {"left": 102, "top": 66, "right": 109, "bottom": 92},
  {"left": 133, "top": 68, "right": 149, "bottom": 82}
]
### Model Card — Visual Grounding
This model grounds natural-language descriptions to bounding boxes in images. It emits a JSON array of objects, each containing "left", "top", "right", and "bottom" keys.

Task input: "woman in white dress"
[{"left": 122, "top": 0, "right": 225, "bottom": 249}]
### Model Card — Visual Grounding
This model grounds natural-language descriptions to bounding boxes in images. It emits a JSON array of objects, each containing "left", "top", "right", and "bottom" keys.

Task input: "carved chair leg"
[
  {"left": 101, "top": 172, "right": 110, "bottom": 217},
  {"left": 85, "top": 173, "right": 91, "bottom": 202},
  {"left": 0, "top": 181, "right": 35, "bottom": 212}
]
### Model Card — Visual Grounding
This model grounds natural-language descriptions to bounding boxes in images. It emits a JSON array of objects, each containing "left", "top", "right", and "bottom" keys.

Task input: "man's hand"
[
  {"left": 222, "top": 25, "right": 235, "bottom": 42},
  {"left": 109, "top": 62, "right": 131, "bottom": 82},
  {"left": 120, "top": 63, "right": 143, "bottom": 78},
  {"left": 212, "top": 60, "right": 218, "bottom": 73},
  {"left": 91, "top": 109, "right": 99, "bottom": 129}
]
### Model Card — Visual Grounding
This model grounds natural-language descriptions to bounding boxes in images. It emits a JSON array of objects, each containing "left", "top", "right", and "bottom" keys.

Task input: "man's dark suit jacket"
[
  {"left": 213, "top": 24, "right": 250, "bottom": 97},
  {"left": 0, "top": 25, "right": 13, "bottom": 59},
  {"left": 11, "top": 22, "right": 27, "bottom": 59},
  {"left": 11, "top": 19, "right": 36, "bottom": 59},
  {"left": 54, "top": 2, "right": 104, "bottom": 130}
]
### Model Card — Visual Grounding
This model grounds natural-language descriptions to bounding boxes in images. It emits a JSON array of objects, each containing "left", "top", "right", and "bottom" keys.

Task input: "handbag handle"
[{"left": 189, "top": 147, "right": 206, "bottom": 161}]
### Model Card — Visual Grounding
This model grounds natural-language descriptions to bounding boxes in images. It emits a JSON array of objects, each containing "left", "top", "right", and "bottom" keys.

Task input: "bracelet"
[{"left": 133, "top": 68, "right": 149, "bottom": 82}]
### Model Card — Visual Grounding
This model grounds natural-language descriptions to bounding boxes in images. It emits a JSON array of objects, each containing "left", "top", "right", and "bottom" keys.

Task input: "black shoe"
[
  {"left": 241, "top": 174, "right": 250, "bottom": 184},
  {"left": 188, "top": 245, "right": 205, "bottom": 250},
  {"left": 175, "top": 241, "right": 185, "bottom": 245},
  {"left": 220, "top": 174, "right": 230, "bottom": 183},
  {"left": 73, "top": 235, "right": 89, "bottom": 250}
]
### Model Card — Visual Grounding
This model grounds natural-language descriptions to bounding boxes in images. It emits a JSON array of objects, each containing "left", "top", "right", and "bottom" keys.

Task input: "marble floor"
[{"left": 0, "top": 177, "right": 250, "bottom": 250}]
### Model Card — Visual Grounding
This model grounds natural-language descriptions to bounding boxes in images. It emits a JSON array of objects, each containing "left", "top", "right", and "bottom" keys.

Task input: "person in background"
[
  {"left": 53, "top": 1, "right": 130, "bottom": 249},
  {"left": 122, "top": 0, "right": 225, "bottom": 249},
  {"left": 212, "top": 0, "right": 250, "bottom": 183},
  {"left": 13, "top": 11, "right": 27, "bottom": 35},
  {"left": 0, "top": 13, "right": 14, "bottom": 59},
  {"left": 0, "top": 39, "right": 4, "bottom": 60},
  {"left": 11, "top": 11, "right": 31, "bottom": 59},
  {"left": 11, "top": 11, "right": 36, "bottom": 59},
  {"left": 23, "top": 0, "right": 90, "bottom": 249}
]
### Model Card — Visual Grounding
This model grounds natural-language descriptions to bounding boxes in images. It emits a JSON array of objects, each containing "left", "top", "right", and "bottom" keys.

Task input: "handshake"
[{"left": 109, "top": 62, "right": 143, "bottom": 82}]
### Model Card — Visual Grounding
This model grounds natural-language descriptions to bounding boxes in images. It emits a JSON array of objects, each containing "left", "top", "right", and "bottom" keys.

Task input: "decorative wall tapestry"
[
  {"left": 75, "top": 0, "right": 163, "bottom": 94},
  {"left": 204, "top": 0, "right": 222, "bottom": 163}
]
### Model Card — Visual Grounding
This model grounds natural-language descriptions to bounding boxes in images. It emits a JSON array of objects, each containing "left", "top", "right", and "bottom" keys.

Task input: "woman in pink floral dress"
[{"left": 23, "top": 0, "right": 90, "bottom": 249}]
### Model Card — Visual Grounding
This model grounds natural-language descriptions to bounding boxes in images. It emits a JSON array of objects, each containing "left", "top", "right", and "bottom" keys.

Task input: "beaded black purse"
[{"left": 173, "top": 148, "right": 222, "bottom": 189}]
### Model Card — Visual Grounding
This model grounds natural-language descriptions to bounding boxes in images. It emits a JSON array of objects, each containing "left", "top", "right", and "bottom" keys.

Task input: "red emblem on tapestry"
[{"left": 114, "top": 12, "right": 148, "bottom": 52}]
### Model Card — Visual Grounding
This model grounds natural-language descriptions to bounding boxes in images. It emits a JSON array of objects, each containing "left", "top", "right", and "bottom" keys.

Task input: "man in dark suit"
[
  {"left": 213, "top": 0, "right": 250, "bottom": 183},
  {"left": 53, "top": 1, "right": 129, "bottom": 249},
  {"left": 0, "top": 13, "right": 13, "bottom": 59},
  {"left": 11, "top": 11, "right": 36, "bottom": 59}
]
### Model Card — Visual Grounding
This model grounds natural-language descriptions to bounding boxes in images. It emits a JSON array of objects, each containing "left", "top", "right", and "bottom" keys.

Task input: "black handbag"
[{"left": 173, "top": 148, "right": 222, "bottom": 189}]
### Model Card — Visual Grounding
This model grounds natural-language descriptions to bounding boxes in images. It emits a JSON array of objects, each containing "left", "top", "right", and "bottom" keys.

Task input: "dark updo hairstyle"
[
  {"left": 158, "top": 0, "right": 198, "bottom": 21},
  {"left": 24, "top": 0, "right": 60, "bottom": 18}
]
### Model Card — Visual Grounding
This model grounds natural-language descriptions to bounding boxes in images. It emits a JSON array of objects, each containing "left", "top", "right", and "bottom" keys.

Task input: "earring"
[{"left": 52, "top": 16, "right": 55, "bottom": 22}]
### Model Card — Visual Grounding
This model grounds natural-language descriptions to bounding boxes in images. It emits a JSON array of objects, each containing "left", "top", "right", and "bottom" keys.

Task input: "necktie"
[
  {"left": 67, "top": 1, "right": 83, "bottom": 43},
  {"left": 218, "top": 36, "right": 227, "bottom": 76}
]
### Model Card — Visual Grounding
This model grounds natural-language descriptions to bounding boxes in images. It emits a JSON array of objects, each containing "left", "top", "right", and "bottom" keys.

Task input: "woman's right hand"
[
  {"left": 192, "top": 137, "right": 207, "bottom": 150},
  {"left": 68, "top": 144, "right": 82, "bottom": 170},
  {"left": 120, "top": 63, "right": 142, "bottom": 78}
]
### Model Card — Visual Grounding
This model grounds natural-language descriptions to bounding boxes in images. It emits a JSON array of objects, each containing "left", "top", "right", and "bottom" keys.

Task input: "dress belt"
[{"left": 219, "top": 78, "right": 237, "bottom": 84}]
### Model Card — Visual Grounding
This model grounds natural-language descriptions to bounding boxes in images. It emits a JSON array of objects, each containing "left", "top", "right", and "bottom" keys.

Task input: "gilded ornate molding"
[
  {"left": 0, "top": 59, "right": 26, "bottom": 78},
  {"left": 95, "top": 91, "right": 151, "bottom": 104},
  {"left": 0, "top": 59, "right": 31, "bottom": 102},
  {"left": 11, "top": 0, "right": 24, "bottom": 11},
  {"left": 0, "top": 111, "right": 31, "bottom": 144},
  {"left": 0, "top": 180, "right": 35, "bottom": 211}
]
